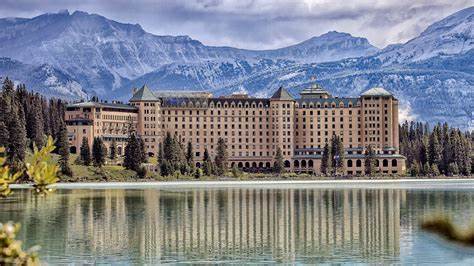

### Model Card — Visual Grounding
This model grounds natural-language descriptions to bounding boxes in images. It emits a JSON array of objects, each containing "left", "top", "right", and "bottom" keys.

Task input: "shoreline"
[{"left": 10, "top": 178, "right": 474, "bottom": 190}]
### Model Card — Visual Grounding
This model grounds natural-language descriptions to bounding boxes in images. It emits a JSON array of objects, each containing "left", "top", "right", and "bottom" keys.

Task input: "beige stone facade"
[{"left": 66, "top": 84, "right": 406, "bottom": 175}]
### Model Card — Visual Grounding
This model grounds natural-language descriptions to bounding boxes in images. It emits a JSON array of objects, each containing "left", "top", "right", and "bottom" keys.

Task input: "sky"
[{"left": 1, "top": 0, "right": 472, "bottom": 49}]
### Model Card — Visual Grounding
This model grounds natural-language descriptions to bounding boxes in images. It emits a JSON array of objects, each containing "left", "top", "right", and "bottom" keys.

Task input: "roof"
[
  {"left": 154, "top": 91, "right": 212, "bottom": 98},
  {"left": 361, "top": 87, "right": 393, "bottom": 97},
  {"left": 300, "top": 83, "right": 330, "bottom": 96},
  {"left": 66, "top": 101, "right": 137, "bottom": 111},
  {"left": 129, "top": 85, "right": 159, "bottom": 101},
  {"left": 270, "top": 87, "right": 294, "bottom": 100}
]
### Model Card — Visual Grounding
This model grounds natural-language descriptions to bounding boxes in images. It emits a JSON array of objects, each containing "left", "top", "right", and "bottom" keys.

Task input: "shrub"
[
  {"left": 0, "top": 222, "right": 40, "bottom": 265},
  {"left": 194, "top": 168, "right": 203, "bottom": 179}
]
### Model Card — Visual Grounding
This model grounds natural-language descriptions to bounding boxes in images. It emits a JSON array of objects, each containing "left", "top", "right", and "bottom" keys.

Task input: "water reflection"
[{"left": 1, "top": 188, "right": 474, "bottom": 264}]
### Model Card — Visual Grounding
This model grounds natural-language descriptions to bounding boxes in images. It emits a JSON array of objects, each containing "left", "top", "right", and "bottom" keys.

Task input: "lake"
[{"left": 2, "top": 181, "right": 474, "bottom": 264}]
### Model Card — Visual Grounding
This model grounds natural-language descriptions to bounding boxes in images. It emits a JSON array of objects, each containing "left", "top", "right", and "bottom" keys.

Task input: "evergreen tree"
[
  {"left": 448, "top": 162, "right": 459, "bottom": 176},
  {"left": 423, "top": 162, "right": 431, "bottom": 176},
  {"left": 7, "top": 103, "right": 26, "bottom": 169},
  {"left": 92, "top": 137, "right": 106, "bottom": 167},
  {"left": 214, "top": 138, "right": 228, "bottom": 176},
  {"left": 202, "top": 148, "right": 213, "bottom": 176},
  {"left": 321, "top": 142, "right": 331, "bottom": 175},
  {"left": 57, "top": 120, "right": 72, "bottom": 176},
  {"left": 364, "top": 145, "right": 376, "bottom": 176},
  {"left": 80, "top": 137, "right": 91, "bottom": 166},
  {"left": 109, "top": 139, "right": 117, "bottom": 160},
  {"left": 431, "top": 164, "right": 441, "bottom": 176},
  {"left": 0, "top": 121, "right": 8, "bottom": 148},
  {"left": 273, "top": 147, "right": 284, "bottom": 174},
  {"left": 428, "top": 128, "right": 442, "bottom": 166},
  {"left": 124, "top": 133, "right": 146, "bottom": 172},
  {"left": 330, "top": 135, "right": 344, "bottom": 175},
  {"left": 186, "top": 141, "right": 194, "bottom": 166},
  {"left": 27, "top": 98, "right": 44, "bottom": 148}
]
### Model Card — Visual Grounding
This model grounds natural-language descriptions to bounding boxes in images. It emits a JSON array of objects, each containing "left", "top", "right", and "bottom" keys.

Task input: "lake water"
[{"left": 2, "top": 183, "right": 474, "bottom": 264}]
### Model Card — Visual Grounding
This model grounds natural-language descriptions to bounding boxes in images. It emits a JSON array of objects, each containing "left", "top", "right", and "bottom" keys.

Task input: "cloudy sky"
[{"left": 1, "top": 0, "right": 472, "bottom": 49}]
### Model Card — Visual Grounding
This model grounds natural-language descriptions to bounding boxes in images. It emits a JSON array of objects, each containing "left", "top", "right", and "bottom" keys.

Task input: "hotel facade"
[{"left": 65, "top": 84, "right": 406, "bottom": 175}]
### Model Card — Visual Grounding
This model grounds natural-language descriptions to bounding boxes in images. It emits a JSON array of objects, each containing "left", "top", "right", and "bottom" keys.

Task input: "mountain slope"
[
  {"left": 0, "top": 57, "right": 87, "bottom": 99},
  {"left": 376, "top": 6, "right": 474, "bottom": 64},
  {"left": 0, "top": 10, "right": 379, "bottom": 95}
]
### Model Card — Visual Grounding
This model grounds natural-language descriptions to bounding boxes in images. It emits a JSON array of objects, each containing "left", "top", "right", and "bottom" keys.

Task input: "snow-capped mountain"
[
  {"left": 0, "top": 7, "right": 472, "bottom": 129},
  {"left": 0, "top": 57, "right": 87, "bottom": 99},
  {"left": 376, "top": 6, "right": 474, "bottom": 64},
  {"left": 0, "top": 9, "right": 378, "bottom": 94},
  {"left": 259, "top": 31, "right": 379, "bottom": 63}
]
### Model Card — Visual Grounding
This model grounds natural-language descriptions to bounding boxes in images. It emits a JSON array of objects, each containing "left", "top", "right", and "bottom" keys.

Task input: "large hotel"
[{"left": 65, "top": 83, "right": 406, "bottom": 175}]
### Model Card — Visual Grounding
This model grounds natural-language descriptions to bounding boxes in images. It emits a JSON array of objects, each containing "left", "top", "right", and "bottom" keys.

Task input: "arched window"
[
  {"left": 117, "top": 146, "right": 122, "bottom": 155},
  {"left": 356, "top": 159, "right": 362, "bottom": 167},
  {"left": 392, "top": 159, "right": 398, "bottom": 167},
  {"left": 294, "top": 160, "right": 300, "bottom": 168},
  {"left": 252, "top": 162, "right": 257, "bottom": 168},
  {"left": 347, "top": 159, "right": 353, "bottom": 167},
  {"left": 301, "top": 160, "right": 307, "bottom": 168},
  {"left": 69, "top": 146, "right": 77, "bottom": 154},
  {"left": 245, "top": 162, "right": 250, "bottom": 168},
  {"left": 284, "top": 160, "right": 291, "bottom": 168},
  {"left": 238, "top": 162, "right": 243, "bottom": 168},
  {"left": 231, "top": 162, "right": 235, "bottom": 167},
  {"left": 383, "top": 159, "right": 388, "bottom": 167},
  {"left": 308, "top": 160, "right": 314, "bottom": 168},
  {"left": 266, "top": 162, "right": 271, "bottom": 168},
  {"left": 258, "top": 162, "right": 264, "bottom": 168}
]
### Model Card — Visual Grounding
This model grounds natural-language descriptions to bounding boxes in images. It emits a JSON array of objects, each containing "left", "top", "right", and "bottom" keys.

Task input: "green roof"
[
  {"left": 270, "top": 87, "right": 294, "bottom": 100},
  {"left": 130, "top": 85, "right": 159, "bottom": 101}
]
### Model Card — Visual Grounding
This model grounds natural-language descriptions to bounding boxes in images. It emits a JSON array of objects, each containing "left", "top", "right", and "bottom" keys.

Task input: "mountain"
[
  {"left": 0, "top": 7, "right": 472, "bottom": 129},
  {"left": 376, "top": 6, "right": 474, "bottom": 65},
  {"left": 0, "top": 10, "right": 378, "bottom": 94},
  {"left": 259, "top": 31, "right": 379, "bottom": 63},
  {"left": 0, "top": 57, "right": 87, "bottom": 99}
]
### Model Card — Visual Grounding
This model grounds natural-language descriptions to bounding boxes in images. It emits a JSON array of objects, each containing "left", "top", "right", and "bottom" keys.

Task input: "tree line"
[
  {"left": 400, "top": 121, "right": 473, "bottom": 176},
  {"left": 0, "top": 78, "right": 71, "bottom": 177}
]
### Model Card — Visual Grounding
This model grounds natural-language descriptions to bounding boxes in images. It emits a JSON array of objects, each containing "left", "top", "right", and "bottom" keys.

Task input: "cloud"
[{"left": 0, "top": 0, "right": 472, "bottom": 49}]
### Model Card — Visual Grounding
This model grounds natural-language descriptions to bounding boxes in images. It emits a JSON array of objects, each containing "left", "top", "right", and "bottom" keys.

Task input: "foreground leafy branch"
[
  {"left": 25, "top": 136, "right": 59, "bottom": 195},
  {"left": 0, "top": 222, "right": 39, "bottom": 265},
  {"left": 0, "top": 147, "right": 22, "bottom": 198},
  {"left": 421, "top": 215, "right": 474, "bottom": 245}
]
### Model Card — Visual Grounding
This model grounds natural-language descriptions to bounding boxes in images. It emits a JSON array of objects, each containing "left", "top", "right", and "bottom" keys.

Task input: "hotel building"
[{"left": 65, "top": 84, "right": 406, "bottom": 175}]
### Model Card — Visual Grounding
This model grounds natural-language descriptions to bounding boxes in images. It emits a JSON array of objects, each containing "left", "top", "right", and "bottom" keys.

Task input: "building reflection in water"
[{"left": 43, "top": 188, "right": 401, "bottom": 263}]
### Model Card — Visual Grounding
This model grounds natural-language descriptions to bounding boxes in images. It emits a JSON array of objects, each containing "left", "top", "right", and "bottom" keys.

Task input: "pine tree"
[
  {"left": 431, "top": 164, "right": 441, "bottom": 176},
  {"left": 7, "top": 103, "right": 26, "bottom": 170},
  {"left": 57, "top": 120, "right": 72, "bottom": 176},
  {"left": 428, "top": 128, "right": 442, "bottom": 166},
  {"left": 27, "top": 98, "right": 44, "bottom": 148},
  {"left": 364, "top": 145, "right": 376, "bottom": 176},
  {"left": 92, "top": 137, "right": 106, "bottom": 167},
  {"left": 273, "top": 147, "right": 284, "bottom": 174},
  {"left": 124, "top": 133, "right": 146, "bottom": 172},
  {"left": 202, "top": 148, "right": 213, "bottom": 176},
  {"left": 321, "top": 142, "right": 331, "bottom": 175},
  {"left": 109, "top": 139, "right": 117, "bottom": 160},
  {"left": 186, "top": 141, "right": 194, "bottom": 166},
  {"left": 0, "top": 121, "right": 8, "bottom": 148},
  {"left": 80, "top": 137, "right": 91, "bottom": 166},
  {"left": 423, "top": 162, "right": 431, "bottom": 176},
  {"left": 214, "top": 138, "right": 228, "bottom": 176},
  {"left": 330, "top": 135, "right": 344, "bottom": 175}
]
